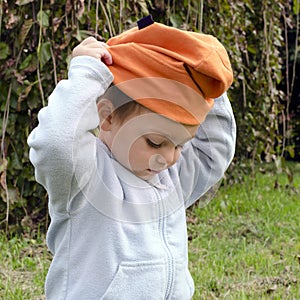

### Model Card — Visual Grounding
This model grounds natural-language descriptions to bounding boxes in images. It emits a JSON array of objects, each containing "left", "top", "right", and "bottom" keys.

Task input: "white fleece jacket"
[{"left": 28, "top": 56, "right": 236, "bottom": 300}]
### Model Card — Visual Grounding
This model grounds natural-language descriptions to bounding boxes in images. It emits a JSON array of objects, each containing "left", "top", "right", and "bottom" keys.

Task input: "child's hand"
[{"left": 72, "top": 37, "right": 112, "bottom": 65}]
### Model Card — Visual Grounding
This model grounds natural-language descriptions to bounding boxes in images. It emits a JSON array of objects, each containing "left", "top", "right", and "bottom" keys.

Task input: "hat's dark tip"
[{"left": 137, "top": 15, "right": 154, "bottom": 30}]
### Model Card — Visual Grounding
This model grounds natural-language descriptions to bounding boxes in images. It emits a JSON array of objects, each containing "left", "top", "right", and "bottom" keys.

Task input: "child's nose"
[
  {"left": 160, "top": 148, "right": 177, "bottom": 166},
  {"left": 156, "top": 154, "right": 167, "bottom": 165},
  {"left": 149, "top": 154, "right": 167, "bottom": 171}
]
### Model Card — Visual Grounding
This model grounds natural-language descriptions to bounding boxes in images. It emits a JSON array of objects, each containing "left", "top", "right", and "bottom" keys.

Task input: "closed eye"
[{"left": 146, "top": 138, "right": 162, "bottom": 149}]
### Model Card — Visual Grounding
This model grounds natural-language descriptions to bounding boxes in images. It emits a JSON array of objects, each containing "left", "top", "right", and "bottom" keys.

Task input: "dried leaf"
[
  {"left": 0, "top": 158, "right": 8, "bottom": 174},
  {"left": 52, "top": 17, "right": 63, "bottom": 33},
  {"left": 16, "top": 0, "right": 34, "bottom": 5},
  {"left": 5, "top": 13, "right": 20, "bottom": 29},
  {"left": 19, "top": 19, "right": 33, "bottom": 45},
  {"left": 0, "top": 158, "right": 8, "bottom": 190},
  {"left": 66, "top": 0, "right": 73, "bottom": 13},
  {"left": 136, "top": 0, "right": 149, "bottom": 15},
  {"left": 154, "top": 0, "right": 165, "bottom": 11},
  {"left": 17, "top": 83, "right": 35, "bottom": 111},
  {"left": 75, "top": 0, "right": 85, "bottom": 19},
  {"left": 266, "top": 284, "right": 278, "bottom": 294},
  {"left": 13, "top": 70, "right": 26, "bottom": 84}
]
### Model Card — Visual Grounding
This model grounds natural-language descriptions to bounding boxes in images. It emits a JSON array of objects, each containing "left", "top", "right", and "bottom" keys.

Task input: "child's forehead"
[{"left": 122, "top": 111, "right": 198, "bottom": 143}]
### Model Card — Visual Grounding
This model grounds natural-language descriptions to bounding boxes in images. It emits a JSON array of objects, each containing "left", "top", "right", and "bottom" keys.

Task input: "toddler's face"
[{"left": 104, "top": 108, "right": 198, "bottom": 180}]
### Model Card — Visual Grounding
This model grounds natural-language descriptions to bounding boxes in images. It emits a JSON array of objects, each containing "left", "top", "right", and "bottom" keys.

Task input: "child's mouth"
[{"left": 147, "top": 169, "right": 161, "bottom": 175}]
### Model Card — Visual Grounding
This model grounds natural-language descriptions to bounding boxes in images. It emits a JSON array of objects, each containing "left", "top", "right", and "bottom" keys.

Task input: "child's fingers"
[
  {"left": 72, "top": 38, "right": 112, "bottom": 65},
  {"left": 100, "top": 49, "right": 112, "bottom": 65},
  {"left": 98, "top": 41, "right": 109, "bottom": 48},
  {"left": 92, "top": 43, "right": 112, "bottom": 65},
  {"left": 81, "top": 37, "right": 108, "bottom": 49},
  {"left": 81, "top": 36, "right": 97, "bottom": 45},
  {"left": 91, "top": 46, "right": 112, "bottom": 65}
]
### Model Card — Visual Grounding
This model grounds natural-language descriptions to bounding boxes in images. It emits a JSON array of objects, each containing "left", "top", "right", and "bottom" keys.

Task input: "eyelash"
[
  {"left": 146, "top": 138, "right": 162, "bottom": 149},
  {"left": 146, "top": 138, "right": 184, "bottom": 150}
]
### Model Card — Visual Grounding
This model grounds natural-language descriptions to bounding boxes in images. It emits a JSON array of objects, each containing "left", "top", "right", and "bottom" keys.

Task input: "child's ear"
[{"left": 97, "top": 99, "right": 115, "bottom": 131}]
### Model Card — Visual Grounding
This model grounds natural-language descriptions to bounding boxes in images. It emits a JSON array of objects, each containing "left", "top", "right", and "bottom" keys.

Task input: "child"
[{"left": 28, "top": 16, "right": 236, "bottom": 300}]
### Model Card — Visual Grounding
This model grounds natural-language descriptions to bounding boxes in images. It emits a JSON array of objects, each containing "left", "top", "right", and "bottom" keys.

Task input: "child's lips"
[{"left": 147, "top": 169, "right": 161, "bottom": 175}]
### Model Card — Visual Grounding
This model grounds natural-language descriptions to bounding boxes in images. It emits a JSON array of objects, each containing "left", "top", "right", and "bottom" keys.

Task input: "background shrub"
[{"left": 0, "top": 0, "right": 299, "bottom": 233}]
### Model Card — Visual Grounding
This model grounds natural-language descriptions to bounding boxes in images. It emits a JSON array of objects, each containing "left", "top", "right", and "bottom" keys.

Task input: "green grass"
[
  {"left": 0, "top": 234, "right": 51, "bottom": 300},
  {"left": 0, "top": 163, "right": 299, "bottom": 299},
  {"left": 188, "top": 162, "right": 300, "bottom": 299}
]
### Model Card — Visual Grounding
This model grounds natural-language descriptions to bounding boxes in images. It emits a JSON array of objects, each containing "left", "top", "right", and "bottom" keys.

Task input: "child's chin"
[
  {"left": 131, "top": 170, "right": 154, "bottom": 181},
  {"left": 137, "top": 173, "right": 154, "bottom": 181},
  {"left": 137, "top": 170, "right": 161, "bottom": 181}
]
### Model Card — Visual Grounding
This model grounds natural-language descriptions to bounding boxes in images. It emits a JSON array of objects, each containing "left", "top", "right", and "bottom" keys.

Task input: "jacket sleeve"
[
  {"left": 27, "top": 56, "right": 114, "bottom": 213},
  {"left": 177, "top": 92, "right": 236, "bottom": 208}
]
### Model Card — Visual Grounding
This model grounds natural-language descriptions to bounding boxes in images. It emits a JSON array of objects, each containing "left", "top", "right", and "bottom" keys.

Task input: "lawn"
[
  {"left": 0, "top": 163, "right": 299, "bottom": 299},
  {"left": 188, "top": 163, "right": 300, "bottom": 299},
  {"left": 0, "top": 234, "right": 50, "bottom": 300}
]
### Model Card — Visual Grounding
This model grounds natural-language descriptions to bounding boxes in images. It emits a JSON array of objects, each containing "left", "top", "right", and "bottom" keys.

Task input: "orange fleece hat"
[{"left": 107, "top": 16, "right": 233, "bottom": 125}]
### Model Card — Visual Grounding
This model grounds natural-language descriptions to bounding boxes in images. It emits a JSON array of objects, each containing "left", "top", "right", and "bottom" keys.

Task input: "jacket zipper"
[{"left": 155, "top": 187, "right": 174, "bottom": 299}]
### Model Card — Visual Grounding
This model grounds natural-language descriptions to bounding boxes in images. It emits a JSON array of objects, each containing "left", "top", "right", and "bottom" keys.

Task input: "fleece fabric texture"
[{"left": 27, "top": 56, "right": 236, "bottom": 300}]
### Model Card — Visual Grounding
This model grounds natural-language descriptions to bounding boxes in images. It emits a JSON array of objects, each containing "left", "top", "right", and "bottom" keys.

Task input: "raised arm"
[
  {"left": 177, "top": 93, "right": 236, "bottom": 208},
  {"left": 27, "top": 38, "right": 113, "bottom": 213}
]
